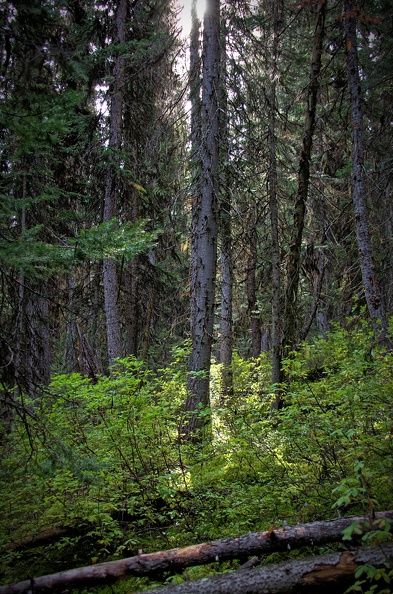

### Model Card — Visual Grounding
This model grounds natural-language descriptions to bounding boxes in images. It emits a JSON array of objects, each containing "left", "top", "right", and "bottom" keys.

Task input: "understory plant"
[{"left": 0, "top": 323, "right": 392, "bottom": 588}]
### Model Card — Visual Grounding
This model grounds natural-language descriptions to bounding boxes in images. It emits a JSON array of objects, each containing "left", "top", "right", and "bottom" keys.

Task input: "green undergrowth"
[{"left": 0, "top": 323, "right": 392, "bottom": 591}]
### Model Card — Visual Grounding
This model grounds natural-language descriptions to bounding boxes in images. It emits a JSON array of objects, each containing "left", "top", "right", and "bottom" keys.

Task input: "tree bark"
[
  {"left": 189, "top": 0, "right": 202, "bottom": 176},
  {"left": 123, "top": 253, "right": 139, "bottom": 357},
  {"left": 281, "top": 0, "right": 326, "bottom": 366},
  {"left": 188, "top": 0, "right": 202, "bottom": 372},
  {"left": 187, "top": 0, "right": 202, "bottom": 375},
  {"left": 143, "top": 544, "right": 393, "bottom": 594},
  {"left": 268, "top": 0, "right": 283, "bottom": 410},
  {"left": 219, "top": 15, "right": 233, "bottom": 400},
  {"left": 103, "top": 0, "right": 127, "bottom": 369},
  {"left": 343, "top": 0, "right": 391, "bottom": 348},
  {"left": 246, "top": 223, "right": 262, "bottom": 358},
  {"left": 14, "top": 176, "right": 52, "bottom": 395},
  {"left": 3, "top": 527, "right": 84, "bottom": 552},
  {"left": 300, "top": 247, "right": 326, "bottom": 342},
  {"left": 25, "top": 289, "right": 51, "bottom": 392},
  {"left": 185, "top": 0, "right": 220, "bottom": 440},
  {"left": 1, "top": 512, "right": 392, "bottom": 594}
]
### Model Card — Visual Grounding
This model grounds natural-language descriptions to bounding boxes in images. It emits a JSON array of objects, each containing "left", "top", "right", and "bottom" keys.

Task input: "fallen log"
[
  {"left": 142, "top": 543, "right": 393, "bottom": 594},
  {"left": 0, "top": 511, "right": 392, "bottom": 594},
  {"left": 1, "top": 502, "right": 164, "bottom": 553},
  {"left": 3, "top": 527, "right": 85, "bottom": 552}
]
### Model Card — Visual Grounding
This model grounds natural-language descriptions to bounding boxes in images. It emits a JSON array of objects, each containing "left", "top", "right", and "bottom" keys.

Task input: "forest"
[{"left": 0, "top": 0, "right": 392, "bottom": 592}]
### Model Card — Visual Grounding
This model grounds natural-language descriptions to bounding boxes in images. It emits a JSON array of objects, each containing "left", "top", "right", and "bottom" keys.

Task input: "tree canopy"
[{"left": 0, "top": 0, "right": 392, "bottom": 592}]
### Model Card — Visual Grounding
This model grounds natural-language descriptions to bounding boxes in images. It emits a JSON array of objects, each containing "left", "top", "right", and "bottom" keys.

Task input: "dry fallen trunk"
[
  {"left": 144, "top": 544, "right": 393, "bottom": 594},
  {"left": 4, "top": 527, "right": 83, "bottom": 552},
  {"left": 0, "top": 512, "right": 392, "bottom": 594}
]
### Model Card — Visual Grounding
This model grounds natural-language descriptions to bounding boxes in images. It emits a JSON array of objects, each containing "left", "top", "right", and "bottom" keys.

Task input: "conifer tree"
[
  {"left": 343, "top": 0, "right": 391, "bottom": 348},
  {"left": 185, "top": 0, "right": 221, "bottom": 440},
  {"left": 102, "top": 0, "right": 127, "bottom": 369}
]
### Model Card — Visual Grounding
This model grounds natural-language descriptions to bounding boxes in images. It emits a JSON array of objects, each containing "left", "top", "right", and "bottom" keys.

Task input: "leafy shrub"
[{"left": 1, "top": 324, "right": 392, "bottom": 588}]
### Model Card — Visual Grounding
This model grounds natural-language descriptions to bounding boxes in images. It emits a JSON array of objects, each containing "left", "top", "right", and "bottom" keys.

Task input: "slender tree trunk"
[
  {"left": 220, "top": 214, "right": 233, "bottom": 399},
  {"left": 300, "top": 247, "right": 326, "bottom": 342},
  {"left": 123, "top": 259, "right": 139, "bottom": 356},
  {"left": 103, "top": 0, "right": 127, "bottom": 369},
  {"left": 122, "top": 172, "right": 140, "bottom": 357},
  {"left": 63, "top": 275, "right": 77, "bottom": 372},
  {"left": 25, "top": 290, "right": 51, "bottom": 393},
  {"left": 313, "top": 163, "right": 331, "bottom": 338},
  {"left": 268, "top": 0, "right": 283, "bottom": 410},
  {"left": 185, "top": 0, "right": 220, "bottom": 440},
  {"left": 76, "top": 323, "right": 102, "bottom": 379},
  {"left": 188, "top": 0, "right": 202, "bottom": 367},
  {"left": 280, "top": 0, "right": 326, "bottom": 385},
  {"left": 141, "top": 288, "right": 153, "bottom": 360},
  {"left": 189, "top": 0, "right": 202, "bottom": 182},
  {"left": 219, "top": 16, "right": 233, "bottom": 400},
  {"left": 246, "top": 224, "right": 261, "bottom": 358},
  {"left": 381, "top": 181, "right": 393, "bottom": 312},
  {"left": 15, "top": 175, "right": 51, "bottom": 395},
  {"left": 14, "top": 179, "right": 26, "bottom": 395},
  {"left": 343, "top": 0, "right": 390, "bottom": 347},
  {"left": 317, "top": 278, "right": 331, "bottom": 336}
]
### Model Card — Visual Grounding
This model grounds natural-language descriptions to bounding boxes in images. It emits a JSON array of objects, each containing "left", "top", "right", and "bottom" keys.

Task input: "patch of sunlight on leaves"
[{"left": 1, "top": 324, "right": 393, "bottom": 585}]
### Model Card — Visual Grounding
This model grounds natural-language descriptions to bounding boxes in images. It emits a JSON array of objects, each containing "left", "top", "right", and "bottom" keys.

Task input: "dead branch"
[
  {"left": 143, "top": 543, "right": 393, "bottom": 594},
  {"left": 0, "top": 511, "right": 392, "bottom": 594},
  {"left": 3, "top": 527, "right": 85, "bottom": 552}
]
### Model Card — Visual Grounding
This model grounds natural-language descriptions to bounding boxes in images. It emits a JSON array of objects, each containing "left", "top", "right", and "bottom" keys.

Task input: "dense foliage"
[
  {"left": 1, "top": 0, "right": 392, "bottom": 590},
  {"left": 1, "top": 323, "right": 392, "bottom": 590}
]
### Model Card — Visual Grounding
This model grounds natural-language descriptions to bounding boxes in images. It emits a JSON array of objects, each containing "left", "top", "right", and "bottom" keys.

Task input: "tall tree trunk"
[
  {"left": 219, "top": 203, "right": 233, "bottom": 399},
  {"left": 279, "top": 0, "right": 326, "bottom": 394},
  {"left": 14, "top": 179, "right": 26, "bottom": 396},
  {"left": 123, "top": 259, "right": 139, "bottom": 356},
  {"left": 141, "top": 287, "right": 153, "bottom": 360},
  {"left": 219, "top": 15, "right": 233, "bottom": 400},
  {"left": 185, "top": 0, "right": 220, "bottom": 440},
  {"left": 15, "top": 176, "right": 51, "bottom": 396},
  {"left": 268, "top": 0, "right": 283, "bottom": 410},
  {"left": 246, "top": 223, "right": 261, "bottom": 358},
  {"left": 189, "top": 0, "right": 202, "bottom": 184},
  {"left": 343, "top": 0, "right": 391, "bottom": 347},
  {"left": 122, "top": 170, "right": 140, "bottom": 357},
  {"left": 63, "top": 275, "right": 77, "bottom": 372},
  {"left": 188, "top": 0, "right": 202, "bottom": 368},
  {"left": 25, "top": 290, "right": 51, "bottom": 394},
  {"left": 300, "top": 245, "right": 326, "bottom": 342},
  {"left": 103, "top": 0, "right": 127, "bottom": 369}
]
